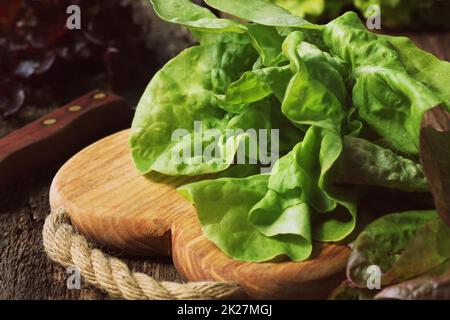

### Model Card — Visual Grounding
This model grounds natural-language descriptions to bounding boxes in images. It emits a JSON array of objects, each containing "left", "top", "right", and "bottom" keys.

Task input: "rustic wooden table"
[{"left": 0, "top": 32, "right": 448, "bottom": 300}]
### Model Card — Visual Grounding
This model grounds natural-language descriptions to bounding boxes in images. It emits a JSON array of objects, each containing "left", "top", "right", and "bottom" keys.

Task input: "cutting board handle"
[{"left": 0, "top": 90, "right": 131, "bottom": 187}]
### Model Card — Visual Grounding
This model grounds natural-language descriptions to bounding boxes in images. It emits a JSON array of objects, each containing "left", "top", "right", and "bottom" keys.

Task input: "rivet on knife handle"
[{"left": 0, "top": 90, "right": 132, "bottom": 188}]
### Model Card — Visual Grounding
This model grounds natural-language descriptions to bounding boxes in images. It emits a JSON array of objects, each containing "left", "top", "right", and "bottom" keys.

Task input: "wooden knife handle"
[{"left": 0, "top": 90, "right": 131, "bottom": 187}]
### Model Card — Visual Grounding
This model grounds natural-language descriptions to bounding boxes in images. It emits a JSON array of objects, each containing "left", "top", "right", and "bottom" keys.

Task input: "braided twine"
[{"left": 43, "top": 208, "right": 242, "bottom": 300}]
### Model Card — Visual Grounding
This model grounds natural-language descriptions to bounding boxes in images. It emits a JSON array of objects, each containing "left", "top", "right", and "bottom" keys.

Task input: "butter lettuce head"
[{"left": 131, "top": 0, "right": 450, "bottom": 263}]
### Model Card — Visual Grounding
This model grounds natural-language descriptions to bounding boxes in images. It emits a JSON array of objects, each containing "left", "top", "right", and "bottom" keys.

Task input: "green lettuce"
[
  {"left": 178, "top": 174, "right": 314, "bottom": 262},
  {"left": 381, "top": 35, "right": 450, "bottom": 111},
  {"left": 272, "top": 0, "right": 353, "bottom": 22},
  {"left": 281, "top": 31, "right": 348, "bottom": 133},
  {"left": 249, "top": 126, "right": 357, "bottom": 244},
  {"left": 336, "top": 137, "right": 428, "bottom": 192},
  {"left": 324, "top": 12, "right": 444, "bottom": 155},
  {"left": 130, "top": 33, "right": 260, "bottom": 175},
  {"left": 150, "top": 0, "right": 245, "bottom": 32},
  {"left": 131, "top": 0, "right": 450, "bottom": 265},
  {"left": 205, "top": 0, "right": 316, "bottom": 28}
]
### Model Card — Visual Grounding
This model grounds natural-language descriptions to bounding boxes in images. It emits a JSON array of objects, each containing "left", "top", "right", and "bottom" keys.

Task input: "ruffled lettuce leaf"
[
  {"left": 130, "top": 33, "right": 260, "bottom": 175},
  {"left": 245, "top": 32, "right": 357, "bottom": 255},
  {"left": 281, "top": 31, "right": 347, "bottom": 134},
  {"left": 249, "top": 126, "right": 357, "bottom": 244},
  {"left": 336, "top": 136, "right": 428, "bottom": 192},
  {"left": 381, "top": 35, "right": 450, "bottom": 110},
  {"left": 324, "top": 12, "right": 446, "bottom": 155},
  {"left": 178, "top": 174, "right": 313, "bottom": 262},
  {"left": 246, "top": 24, "right": 287, "bottom": 66},
  {"left": 218, "top": 65, "right": 292, "bottom": 109}
]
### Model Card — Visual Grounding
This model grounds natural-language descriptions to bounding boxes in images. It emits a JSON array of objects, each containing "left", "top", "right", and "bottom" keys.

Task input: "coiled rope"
[{"left": 43, "top": 208, "right": 243, "bottom": 300}]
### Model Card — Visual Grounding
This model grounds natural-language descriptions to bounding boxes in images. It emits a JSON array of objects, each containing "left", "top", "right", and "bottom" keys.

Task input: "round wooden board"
[{"left": 50, "top": 129, "right": 350, "bottom": 299}]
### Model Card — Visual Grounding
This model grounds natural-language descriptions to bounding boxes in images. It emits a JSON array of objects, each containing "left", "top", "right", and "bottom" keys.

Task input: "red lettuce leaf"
[
  {"left": 420, "top": 106, "right": 450, "bottom": 226},
  {"left": 375, "top": 260, "right": 450, "bottom": 300}
]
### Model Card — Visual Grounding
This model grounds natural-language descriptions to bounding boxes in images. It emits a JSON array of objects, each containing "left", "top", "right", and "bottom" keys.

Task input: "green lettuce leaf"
[
  {"left": 246, "top": 24, "right": 287, "bottom": 66},
  {"left": 381, "top": 218, "right": 450, "bottom": 285},
  {"left": 205, "top": 0, "right": 316, "bottom": 28},
  {"left": 281, "top": 31, "right": 347, "bottom": 134},
  {"left": 219, "top": 65, "right": 292, "bottom": 108},
  {"left": 272, "top": 0, "right": 325, "bottom": 18},
  {"left": 324, "top": 12, "right": 446, "bottom": 155},
  {"left": 336, "top": 136, "right": 428, "bottom": 192},
  {"left": 178, "top": 174, "right": 313, "bottom": 262},
  {"left": 381, "top": 35, "right": 450, "bottom": 110},
  {"left": 249, "top": 126, "right": 357, "bottom": 246},
  {"left": 150, "top": 0, "right": 245, "bottom": 32},
  {"left": 245, "top": 32, "right": 357, "bottom": 251},
  {"left": 130, "top": 34, "right": 259, "bottom": 175}
]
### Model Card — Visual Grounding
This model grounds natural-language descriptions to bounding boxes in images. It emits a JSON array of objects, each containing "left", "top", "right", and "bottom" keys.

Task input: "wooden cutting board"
[{"left": 49, "top": 129, "right": 350, "bottom": 299}]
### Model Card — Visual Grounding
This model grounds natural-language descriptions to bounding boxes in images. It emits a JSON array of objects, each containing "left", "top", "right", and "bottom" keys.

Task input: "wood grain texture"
[
  {"left": 0, "top": 169, "right": 183, "bottom": 300},
  {"left": 0, "top": 33, "right": 448, "bottom": 300},
  {"left": 50, "top": 129, "right": 350, "bottom": 299}
]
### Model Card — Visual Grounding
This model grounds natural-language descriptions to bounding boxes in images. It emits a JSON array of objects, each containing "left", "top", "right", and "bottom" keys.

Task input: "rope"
[{"left": 43, "top": 208, "right": 243, "bottom": 300}]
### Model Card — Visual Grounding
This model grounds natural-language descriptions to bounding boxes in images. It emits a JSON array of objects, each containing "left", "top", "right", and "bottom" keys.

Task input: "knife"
[{"left": 0, "top": 90, "right": 131, "bottom": 187}]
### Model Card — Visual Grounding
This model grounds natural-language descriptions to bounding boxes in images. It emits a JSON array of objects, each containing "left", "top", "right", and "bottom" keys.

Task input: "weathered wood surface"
[
  {"left": 0, "top": 169, "right": 184, "bottom": 300},
  {"left": 0, "top": 33, "right": 448, "bottom": 300}
]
